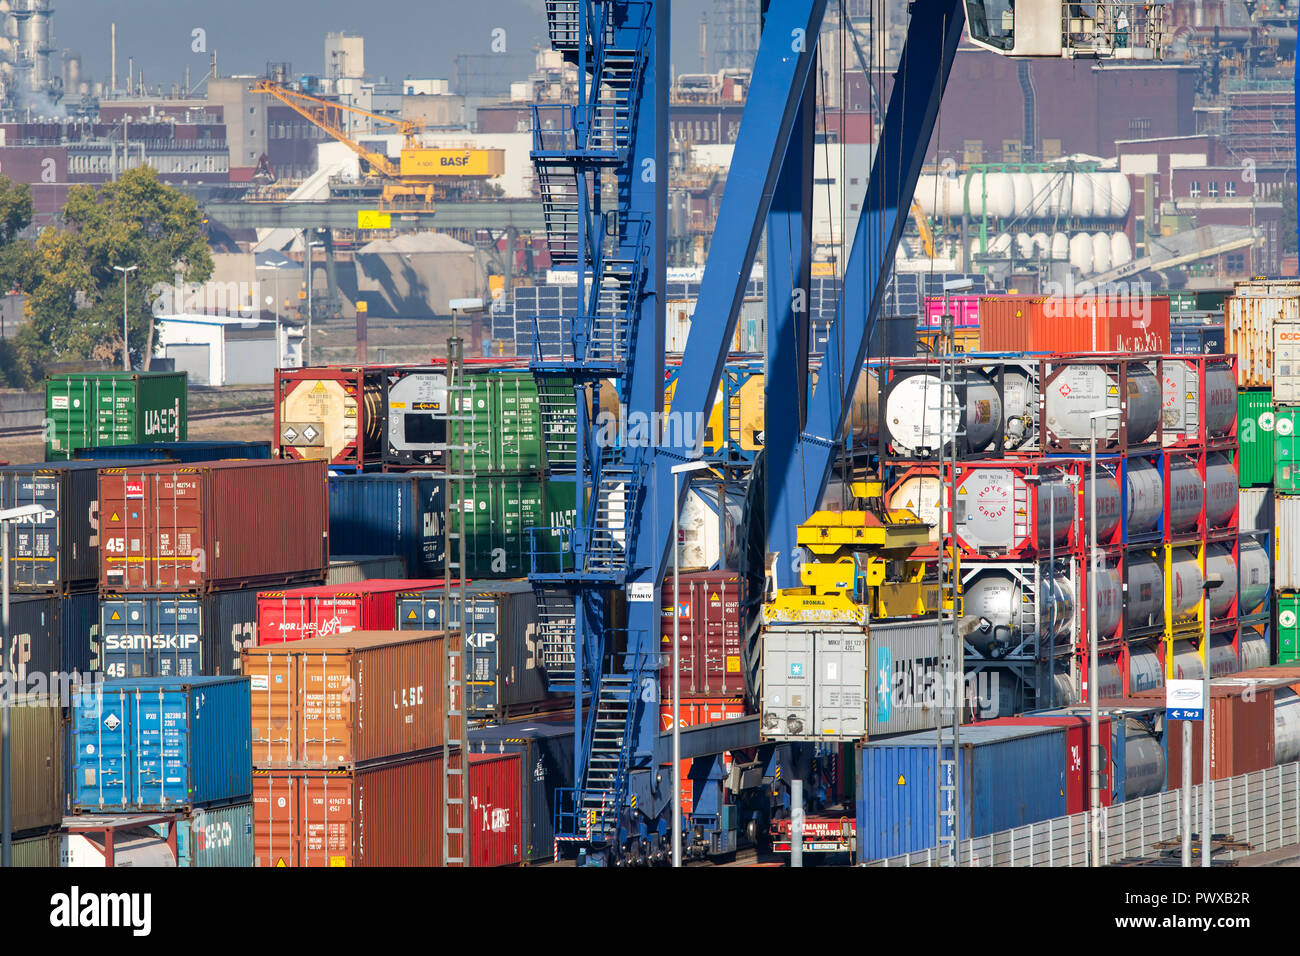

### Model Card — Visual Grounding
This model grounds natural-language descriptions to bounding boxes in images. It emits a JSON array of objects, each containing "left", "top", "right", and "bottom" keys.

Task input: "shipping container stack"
[{"left": 1229, "top": 279, "right": 1300, "bottom": 664}]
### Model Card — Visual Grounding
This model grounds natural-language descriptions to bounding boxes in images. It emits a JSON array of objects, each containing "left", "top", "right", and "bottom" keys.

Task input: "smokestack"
[
  {"left": 110, "top": 22, "right": 115, "bottom": 94},
  {"left": 127, "top": 55, "right": 132, "bottom": 96},
  {"left": 699, "top": 14, "right": 707, "bottom": 71}
]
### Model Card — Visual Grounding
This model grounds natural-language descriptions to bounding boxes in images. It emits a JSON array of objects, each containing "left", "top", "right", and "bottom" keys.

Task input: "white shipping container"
[
  {"left": 1226, "top": 288, "right": 1300, "bottom": 387},
  {"left": 677, "top": 481, "right": 744, "bottom": 571},
  {"left": 665, "top": 298, "right": 766, "bottom": 354},
  {"left": 1239, "top": 487, "right": 1273, "bottom": 531},
  {"left": 760, "top": 623, "right": 867, "bottom": 741},
  {"left": 1275, "top": 322, "right": 1300, "bottom": 404},
  {"left": 1277, "top": 493, "right": 1300, "bottom": 590}
]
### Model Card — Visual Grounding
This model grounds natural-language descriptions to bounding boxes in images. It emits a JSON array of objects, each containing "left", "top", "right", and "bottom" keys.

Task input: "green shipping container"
[
  {"left": 1238, "top": 389, "right": 1276, "bottom": 487},
  {"left": 452, "top": 371, "right": 574, "bottom": 474},
  {"left": 12, "top": 832, "right": 60, "bottom": 867},
  {"left": 453, "top": 475, "right": 578, "bottom": 577},
  {"left": 1279, "top": 592, "right": 1300, "bottom": 664},
  {"left": 1169, "top": 291, "right": 1197, "bottom": 313},
  {"left": 1276, "top": 407, "right": 1300, "bottom": 492},
  {"left": 45, "top": 371, "right": 188, "bottom": 461}
]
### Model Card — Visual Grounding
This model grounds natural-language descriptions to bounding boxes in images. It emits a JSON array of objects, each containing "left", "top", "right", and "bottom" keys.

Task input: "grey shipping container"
[
  {"left": 469, "top": 719, "right": 575, "bottom": 864},
  {"left": 325, "top": 554, "right": 408, "bottom": 586},
  {"left": 1239, "top": 487, "right": 1273, "bottom": 532},
  {"left": 760, "top": 623, "right": 867, "bottom": 741},
  {"left": 7, "top": 694, "right": 63, "bottom": 835},
  {"left": 1, "top": 592, "right": 99, "bottom": 687},
  {"left": 329, "top": 473, "right": 445, "bottom": 576},
  {"left": 867, "top": 618, "right": 947, "bottom": 737},
  {"left": 0, "top": 460, "right": 165, "bottom": 593},
  {"left": 396, "top": 579, "right": 554, "bottom": 719},
  {"left": 149, "top": 802, "right": 254, "bottom": 867},
  {"left": 97, "top": 588, "right": 260, "bottom": 679},
  {"left": 1277, "top": 493, "right": 1300, "bottom": 590}
]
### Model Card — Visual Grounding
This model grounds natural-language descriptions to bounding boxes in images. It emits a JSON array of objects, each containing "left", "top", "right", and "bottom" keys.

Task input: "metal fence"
[{"left": 865, "top": 761, "right": 1300, "bottom": 867}]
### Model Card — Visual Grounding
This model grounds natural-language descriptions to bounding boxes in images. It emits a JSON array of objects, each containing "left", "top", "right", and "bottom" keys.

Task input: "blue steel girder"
[{"left": 766, "top": 0, "right": 967, "bottom": 587}]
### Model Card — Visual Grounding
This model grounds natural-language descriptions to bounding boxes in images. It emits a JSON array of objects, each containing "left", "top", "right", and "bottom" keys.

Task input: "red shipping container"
[
  {"left": 659, "top": 697, "right": 745, "bottom": 814},
  {"left": 275, "top": 365, "right": 388, "bottom": 469},
  {"left": 976, "top": 715, "right": 1114, "bottom": 812},
  {"left": 98, "top": 459, "right": 328, "bottom": 593},
  {"left": 256, "top": 579, "right": 445, "bottom": 645},
  {"left": 978, "top": 294, "right": 1170, "bottom": 354},
  {"left": 1133, "top": 681, "right": 1278, "bottom": 784},
  {"left": 254, "top": 752, "right": 452, "bottom": 866},
  {"left": 659, "top": 571, "right": 744, "bottom": 700},
  {"left": 469, "top": 753, "right": 523, "bottom": 867}
]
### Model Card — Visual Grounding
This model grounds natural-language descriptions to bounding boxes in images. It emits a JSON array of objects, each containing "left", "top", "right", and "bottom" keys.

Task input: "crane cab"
[{"left": 964, "top": 1, "right": 1167, "bottom": 59}]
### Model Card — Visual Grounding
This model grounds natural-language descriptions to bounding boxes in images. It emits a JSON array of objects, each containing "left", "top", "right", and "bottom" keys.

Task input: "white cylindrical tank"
[
  {"left": 1090, "top": 558, "right": 1124, "bottom": 639},
  {"left": 991, "top": 233, "right": 1013, "bottom": 258},
  {"left": 1051, "top": 671, "right": 1081, "bottom": 706},
  {"left": 1089, "top": 171, "right": 1113, "bottom": 220},
  {"left": 1166, "top": 458, "right": 1205, "bottom": 533},
  {"left": 1124, "top": 459, "right": 1164, "bottom": 536},
  {"left": 1162, "top": 361, "right": 1238, "bottom": 442},
  {"left": 886, "top": 471, "right": 941, "bottom": 542},
  {"left": 1206, "top": 453, "right": 1239, "bottom": 528},
  {"left": 1001, "top": 368, "right": 1037, "bottom": 449},
  {"left": 1026, "top": 172, "right": 1054, "bottom": 218},
  {"left": 1083, "top": 470, "right": 1124, "bottom": 541},
  {"left": 1110, "top": 232, "right": 1133, "bottom": 267},
  {"left": 1069, "top": 233, "right": 1094, "bottom": 273},
  {"left": 1044, "top": 363, "right": 1162, "bottom": 446},
  {"left": 884, "top": 371, "right": 1002, "bottom": 457},
  {"left": 1096, "top": 662, "right": 1123, "bottom": 699},
  {"left": 1128, "top": 646, "right": 1164, "bottom": 693},
  {"left": 1209, "top": 637, "right": 1238, "bottom": 677},
  {"left": 1109, "top": 172, "right": 1132, "bottom": 218},
  {"left": 954, "top": 467, "right": 1073, "bottom": 553},
  {"left": 1069, "top": 171, "right": 1094, "bottom": 218},
  {"left": 1051, "top": 231, "right": 1070, "bottom": 261},
  {"left": 1204, "top": 544, "right": 1238, "bottom": 618},
  {"left": 1171, "top": 640, "right": 1203, "bottom": 680},
  {"left": 677, "top": 481, "right": 744, "bottom": 571},
  {"left": 1125, "top": 553, "right": 1164, "bottom": 627},
  {"left": 1010, "top": 172, "right": 1034, "bottom": 218},
  {"left": 1015, "top": 233, "right": 1034, "bottom": 259},
  {"left": 1091, "top": 232, "right": 1113, "bottom": 274},
  {"left": 1275, "top": 690, "right": 1300, "bottom": 765},
  {"left": 1031, "top": 232, "right": 1050, "bottom": 256},
  {"left": 1169, "top": 549, "right": 1205, "bottom": 617},
  {"left": 1239, "top": 538, "right": 1271, "bottom": 614},
  {"left": 959, "top": 566, "right": 1074, "bottom": 656}
]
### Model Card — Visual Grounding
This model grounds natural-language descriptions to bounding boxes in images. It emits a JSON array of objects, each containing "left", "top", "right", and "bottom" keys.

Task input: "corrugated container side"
[
  {"left": 73, "top": 441, "right": 271, "bottom": 461},
  {"left": 867, "top": 619, "right": 945, "bottom": 736},
  {"left": 98, "top": 588, "right": 259, "bottom": 678},
  {"left": 1227, "top": 293, "right": 1299, "bottom": 387},
  {"left": 9, "top": 695, "right": 63, "bottom": 835},
  {"left": 1274, "top": 321, "right": 1300, "bottom": 403},
  {"left": 60, "top": 589, "right": 98, "bottom": 677},
  {"left": 328, "top": 474, "right": 445, "bottom": 576},
  {"left": 0, "top": 463, "right": 100, "bottom": 592},
  {"left": 1237, "top": 389, "right": 1275, "bottom": 487},
  {"left": 469, "top": 720, "right": 575, "bottom": 863},
  {"left": 208, "top": 461, "right": 328, "bottom": 590},
  {"left": 11, "top": 831, "right": 60, "bottom": 866},
  {"left": 979, "top": 295, "right": 1169, "bottom": 354},
  {"left": 1136, "top": 684, "right": 1276, "bottom": 783},
  {"left": 660, "top": 571, "right": 745, "bottom": 700},
  {"left": 1, "top": 594, "right": 58, "bottom": 687},
  {"left": 1280, "top": 593, "right": 1299, "bottom": 663},
  {"left": 1277, "top": 408, "right": 1300, "bottom": 492},
  {"left": 253, "top": 753, "right": 447, "bottom": 866},
  {"left": 1238, "top": 487, "right": 1273, "bottom": 533},
  {"left": 470, "top": 753, "right": 523, "bottom": 866},
  {"left": 1276, "top": 493, "right": 1300, "bottom": 589},
  {"left": 45, "top": 372, "right": 187, "bottom": 460},
  {"left": 856, "top": 725, "right": 1067, "bottom": 860},
  {"left": 326, "top": 555, "right": 408, "bottom": 585},
  {"left": 151, "top": 802, "right": 255, "bottom": 866}
]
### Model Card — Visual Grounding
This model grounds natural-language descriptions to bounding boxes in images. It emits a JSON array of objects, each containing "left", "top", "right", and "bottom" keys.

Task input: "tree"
[
  {"left": 1283, "top": 184, "right": 1297, "bottom": 258},
  {"left": 0, "top": 174, "right": 35, "bottom": 387},
  {"left": 29, "top": 165, "right": 213, "bottom": 370}
]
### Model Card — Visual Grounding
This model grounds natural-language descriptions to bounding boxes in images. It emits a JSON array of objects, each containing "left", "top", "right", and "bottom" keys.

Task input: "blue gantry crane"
[{"left": 528, "top": 0, "right": 1169, "bottom": 865}]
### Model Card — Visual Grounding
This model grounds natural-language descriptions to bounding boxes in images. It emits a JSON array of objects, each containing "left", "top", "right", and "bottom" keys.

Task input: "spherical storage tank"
[
  {"left": 1044, "top": 363, "right": 1161, "bottom": 445},
  {"left": 884, "top": 370, "right": 1002, "bottom": 457},
  {"left": 960, "top": 566, "right": 1077, "bottom": 656}
]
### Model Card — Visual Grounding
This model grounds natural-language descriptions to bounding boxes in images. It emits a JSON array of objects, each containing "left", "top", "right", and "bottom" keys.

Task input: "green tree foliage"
[
  {"left": 26, "top": 165, "right": 213, "bottom": 370},
  {"left": 1283, "top": 185, "right": 1297, "bottom": 258},
  {"left": 0, "top": 174, "right": 35, "bottom": 387}
]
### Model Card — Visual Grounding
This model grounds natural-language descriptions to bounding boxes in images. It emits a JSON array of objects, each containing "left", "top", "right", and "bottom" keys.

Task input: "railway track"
[{"left": 0, "top": 402, "right": 275, "bottom": 440}]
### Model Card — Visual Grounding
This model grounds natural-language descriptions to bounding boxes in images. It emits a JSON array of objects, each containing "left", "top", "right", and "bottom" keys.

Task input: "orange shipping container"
[
  {"left": 1133, "top": 680, "right": 1280, "bottom": 784},
  {"left": 978, "top": 294, "right": 1169, "bottom": 354},
  {"left": 254, "top": 753, "right": 453, "bottom": 866},
  {"left": 243, "top": 630, "right": 459, "bottom": 767}
]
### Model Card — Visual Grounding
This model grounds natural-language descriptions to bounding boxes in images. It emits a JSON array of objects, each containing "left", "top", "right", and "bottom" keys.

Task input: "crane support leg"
[{"left": 766, "top": 0, "right": 966, "bottom": 588}]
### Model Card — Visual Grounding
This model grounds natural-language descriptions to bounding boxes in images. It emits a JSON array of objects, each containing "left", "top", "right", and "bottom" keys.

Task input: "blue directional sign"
[{"left": 1166, "top": 680, "right": 1204, "bottom": 722}]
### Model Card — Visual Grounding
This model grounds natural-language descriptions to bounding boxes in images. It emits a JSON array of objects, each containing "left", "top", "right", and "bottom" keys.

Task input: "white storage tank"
[
  {"left": 1240, "top": 631, "right": 1270, "bottom": 672},
  {"left": 1275, "top": 690, "right": 1300, "bottom": 765},
  {"left": 1109, "top": 173, "right": 1132, "bottom": 218},
  {"left": 1169, "top": 548, "right": 1206, "bottom": 618},
  {"left": 1089, "top": 557, "right": 1124, "bottom": 639},
  {"left": 1166, "top": 457, "right": 1205, "bottom": 534},
  {"left": 959, "top": 565, "right": 1076, "bottom": 656},
  {"left": 1123, "top": 459, "right": 1164, "bottom": 537},
  {"left": 677, "top": 481, "right": 745, "bottom": 571},
  {"left": 1110, "top": 232, "right": 1133, "bottom": 267},
  {"left": 1206, "top": 453, "right": 1239, "bottom": 529},
  {"left": 1125, "top": 552, "right": 1164, "bottom": 627},
  {"left": 1027, "top": 172, "right": 1055, "bottom": 218},
  {"left": 1051, "top": 231, "right": 1070, "bottom": 261},
  {"left": 1095, "top": 661, "right": 1123, "bottom": 699},
  {"left": 885, "top": 470, "right": 942, "bottom": 542},
  {"left": 1031, "top": 232, "right": 1051, "bottom": 257},
  {"left": 1082, "top": 469, "right": 1123, "bottom": 542},
  {"left": 953, "top": 467, "right": 1075, "bottom": 553},
  {"left": 1010, "top": 172, "right": 1034, "bottom": 218},
  {"left": 1128, "top": 646, "right": 1164, "bottom": 693},
  {"left": 1238, "top": 538, "right": 1271, "bottom": 615},
  {"left": 1161, "top": 360, "right": 1238, "bottom": 444},
  {"left": 883, "top": 370, "right": 1002, "bottom": 457},
  {"left": 1043, "top": 363, "right": 1162, "bottom": 447},
  {"left": 1069, "top": 171, "right": 1094, "bottom": 218},
  {"left": 1089, "top": 171, "right": 1113, "bottom": 220},
  {"left": 1091, "top": 232, "right": 1113, "bottom": 273},
  {"left": 1069, "top": 233, "right": 1094, "bottom": 274},
  {"left": 1204, "top": 544, "right": 1238, "bottom": 618},
  {"left": 1015, "top": 233, "right": 1035, "bottom": 258}
]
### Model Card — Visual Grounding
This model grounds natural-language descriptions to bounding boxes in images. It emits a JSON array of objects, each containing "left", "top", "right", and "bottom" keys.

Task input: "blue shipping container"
[
  {"left": 149, "top": 802, "right": 255, "bottom": 866},
  {"left": 397, "top": 580, "right": 551, "bottom": 719},
  {"left": 98, "top": 589, "right": 259, "bottom": 679},
  {"left": 72, "top": 441, "right": 272, "bottom": 462},
  {"left": 470, "top": 719, "right": 575, "bottom": 863},
  {"left": 70, "top": 676, "right": 252, "bottom": 811},
  {"left": 2, "top": 590, "right": 97, "bottom": 687},
  {"left": 1169, "top": 326, "right": 1226, "bottom": 355},
  {"left": 856, "top": 724, "right": 1067, "bottom": 860},
  {"left": 329, "top": 474, "right": 445, "bottom": 576}
]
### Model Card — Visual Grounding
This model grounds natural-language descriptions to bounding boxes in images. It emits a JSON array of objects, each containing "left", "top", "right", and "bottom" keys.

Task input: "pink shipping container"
[
  {"left": 469, "top": 753, "right": 523, "bottom": 867},
  {"left": 921, "top": 294, "right": 981, "bottom": 328}
]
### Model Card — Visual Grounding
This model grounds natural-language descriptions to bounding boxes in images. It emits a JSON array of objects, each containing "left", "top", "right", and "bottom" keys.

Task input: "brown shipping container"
[
  {"left": 979, "top": 294, "right": 1170, "bottom": 354},
  {"left": 9, "top": 696, "right": 63, "bottom": 835},
  {"left": 1225, "top": 287, "right": 1300, "bottom": 387},
  {"left": 659, "top": 571, "right": 745, "bottom": 699},
  {"left": 98, "top": 459, "right": 328, "bottom": 593},
  {"left": 253, "top": 752, "right": 455, "bottom": 866},
  {"left": 243, "top": 630, "right": 458, "bottom": 767},
  {"left": 1232, "top": 665, "right": 1300, "bottom": 696},
  {"left": 1134, "top": 680, "right": 1278, "bottom": 784}
]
